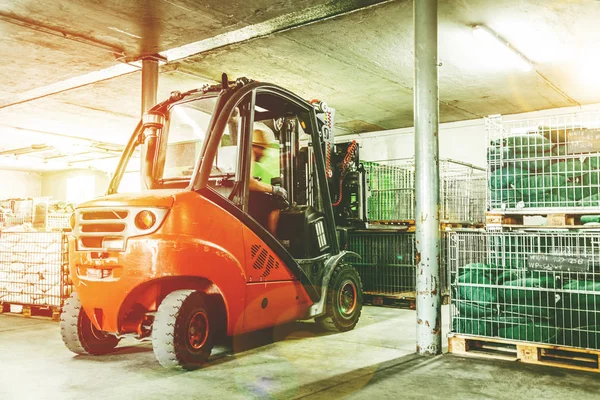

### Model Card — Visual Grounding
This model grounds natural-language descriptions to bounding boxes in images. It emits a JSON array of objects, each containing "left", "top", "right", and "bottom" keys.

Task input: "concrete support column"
[
  {"left": 140, "top": 58, "right": 159, "bottom": 188},
  {"left": 414, "top": 0, "right": 441, "bottom": 356},
  {"left": 141, "top": 58, "right": 159, "bottom": 114}
]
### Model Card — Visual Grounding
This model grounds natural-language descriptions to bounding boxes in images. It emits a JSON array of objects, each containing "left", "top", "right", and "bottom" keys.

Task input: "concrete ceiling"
[{"left": 0, "top": 0, "right": 599, "bottom": 172}]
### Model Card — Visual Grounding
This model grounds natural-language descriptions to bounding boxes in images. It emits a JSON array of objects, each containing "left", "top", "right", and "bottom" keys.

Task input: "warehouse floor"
[{"left": 1, "top": 306, "right": 599, "bottom": 400}]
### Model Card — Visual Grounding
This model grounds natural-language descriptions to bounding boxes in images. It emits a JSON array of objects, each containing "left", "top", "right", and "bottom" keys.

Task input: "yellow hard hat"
[{"left": 253, "top": 122, "right": 278, "bottom": 148}]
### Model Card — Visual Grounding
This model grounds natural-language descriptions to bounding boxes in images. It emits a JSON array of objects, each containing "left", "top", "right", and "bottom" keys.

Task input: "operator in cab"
[{"left": 248, "top": 122, "right": 287, "bottom": 235}]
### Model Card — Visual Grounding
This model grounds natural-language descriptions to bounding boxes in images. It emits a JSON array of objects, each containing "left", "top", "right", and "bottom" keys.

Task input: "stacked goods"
[
  {"left": 0, "top": 199, "right": 33, "bottom": 230},
  {"left": 0, "top": 232, "right": 69, "bottom": 308},
  {"left": 46, "top": 201, "right": 76, "bottom": 230},
  {"left": 451, "top": 231, "right": 600, "bottom": 350},
  {"left": 48, "top": 201, "right": 76, "bottom": 215},
  {"left": 363, "top": 161, "right": 414, "bottom": 221},
  {"left": 364, "top": 159, "right": 486, "bottom": 223},
  {"left": 487, "top": 119, "right": 600, "bottom": 210}
]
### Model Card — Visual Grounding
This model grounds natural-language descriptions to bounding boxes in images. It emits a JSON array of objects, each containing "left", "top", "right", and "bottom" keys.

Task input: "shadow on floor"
[
  {"left": 70, "top": 319, "right": 337, "bottom": 369},
  {"left": 279, "top": 353, "right": 600, "bottom": 400}
]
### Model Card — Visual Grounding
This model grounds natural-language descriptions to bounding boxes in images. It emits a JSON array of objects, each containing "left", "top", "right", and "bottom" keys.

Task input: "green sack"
[
  {"left": 517, "top": 174, "right": 567, "bottom": 200},
  {"left": 553, "top": 181, "right": 598, "bottom": 202},
  {"left": 499, "top": 277, "right": 556, "bottom": 303},
  {"left": 584, "top": 155, "right": 600, "bottom": 170},
  {"left": 557, "top": 280, "right": 600, "bottom": 328},
  {"left": 582, "top": 171, "right": 600, "bottom": 186},
  {"left": 561, "top": 326, "right": 600, "bottom": 349},
  {"left": 496, "top": 270, "right": 519, "bottom": 285},
  {"left": 550, "top": 159, "right": 587, "bottom": 179},
  {"left": 561, "top": 280, "right": 600, "bottom": 308},
  {"left": 490, "top": 189, "right": 522, "bottom": 208},
  {"left": 487, "top": 146, "right": 513, "bottom": 164},
  {"left": 504, "top": 305, "right": 555, "bottom": 319},
  {"left": 581, "top": 215, "right": 600, "bottom": 224},
  {"left": 555, "top": 144, "right": 568, "bottom": 156},
  {"left": 538, "top": 191, "right": 577, "bottom": 208},
  {"left": 499, "top": 321, "right": 561, "bottom": 343},
  {"left": 578, "top": 193, "right": 600, "bottom": 207},
  {"left": 457, "top": 265, "right": 497, "bottom": 303},
  {"left": 503, "top": 145, "right": 557, "bottom": 173},
  {"left": 489, "top": 167, "right": 529, "bottom": 190},
  {"left": 453, "top": 317, "right": 496, "bottom": 337},
  {"left": 457, "top": 300, "right": 498, "bottom": 319},
  {"left": 504, "top": 134, "right": 554, "bottom": 155}
]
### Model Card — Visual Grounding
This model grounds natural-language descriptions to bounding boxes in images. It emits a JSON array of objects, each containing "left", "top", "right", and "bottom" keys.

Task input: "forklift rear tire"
[
  {"left": 316, "top": 264, "right": 363, "bottom": 332},
  {"left": 60, "top": 292, "right": 120, "bottom": 355},
  {"left": 152, "top": 290, "right": 215, "bottom": 370}
]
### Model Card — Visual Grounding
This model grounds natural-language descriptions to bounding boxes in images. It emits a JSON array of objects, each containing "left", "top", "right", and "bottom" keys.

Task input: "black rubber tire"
[
  {"left": 316, "top": 264, "right": 363, "bottom": 332},
  {"left": 60, "top": 292, "right": 120, "bottom": 355},
  {"left": 151, "top": 290, "right": 215, "bottom": 370}
]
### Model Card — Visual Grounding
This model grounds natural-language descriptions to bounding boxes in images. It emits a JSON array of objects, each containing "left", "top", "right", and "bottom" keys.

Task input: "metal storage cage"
[
  {"left": 347, "top": 230, "right": 450, "bottom": 298},
  {"left": 0, "top": 232, "right": 71, "bottom": 309},
  {"left": 348, "top": 231, "right": 416, "bottom": 296},
  {"left": 46, "top": 214, "right": 72, "bottom": 230},
  {"left": 364, "top": 158, "right": 486, "bottom": 224},
  {"left": 0, "top": 199, "right": 34, "bottom": 230},
  {"left": 487, "top": 112, "right": 600, "bottom": 213},
  {"left": 448, "top": 230, "right": 600, "bottom": 351}
]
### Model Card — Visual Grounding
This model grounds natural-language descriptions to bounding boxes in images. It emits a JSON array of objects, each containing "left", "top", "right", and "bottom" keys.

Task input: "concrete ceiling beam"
[{"left": 0, "top": 0, "right": 393, "bottom": 111}]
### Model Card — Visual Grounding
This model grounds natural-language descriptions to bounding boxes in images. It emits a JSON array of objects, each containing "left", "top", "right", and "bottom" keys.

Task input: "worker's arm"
[
  {"left": 249, "top": 177, "right": 288, "bottom": 200},
  {"left": 249, "top": 177, "right": 272, "bottom": 193}
]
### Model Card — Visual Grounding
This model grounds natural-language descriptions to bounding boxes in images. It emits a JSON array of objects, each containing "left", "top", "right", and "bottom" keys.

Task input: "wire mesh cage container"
[
  {"left": 0, "top": 199, "right": 34, "bottom": 230},
  {"left": 347, "top": 231, "right": 416, "bottom": 295},
  {"left": 487, "top": 113, "right": 600, "bottom": 213},
  {"left": 46, "top": 214, "right": 72, "bottom": 230},
  {"left": 363, "top": 160, "right": 415, "bottom": 221},
  {"left": 441, "top": 161, "right": 487, "bottom": 225},
  {"left": 364, "top": 158, "right": 486, "bottom": 224},
  {"left": 0, "top": 232, "right": 71, "bottom": 309},
  {"left": 347, "top": 230, "right": 451, "bottom": 297},
  {"left": 448, "top": 230, "right": 600, "bottom": 350}
]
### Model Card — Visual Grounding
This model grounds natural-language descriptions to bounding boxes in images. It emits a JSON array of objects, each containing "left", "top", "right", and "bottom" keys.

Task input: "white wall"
[
  {"left": 41, "top": 169, "right": 110, "bottom": 202},
  {"left": 0, "top": 169, "right": 42, "bottom": 198},
  {"left": 339, "top": 102, "right": 600, "bottom": 168}
]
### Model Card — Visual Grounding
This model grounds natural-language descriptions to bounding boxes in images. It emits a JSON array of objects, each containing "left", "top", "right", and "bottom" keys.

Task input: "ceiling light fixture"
[{"left": 472, "top": 25, "right": 532, "bottom": 72}]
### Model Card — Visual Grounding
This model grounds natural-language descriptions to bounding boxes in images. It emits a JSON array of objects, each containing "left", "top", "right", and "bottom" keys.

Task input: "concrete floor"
[{"left": 0, "top": 306, "right": 599, "bottom": 400}]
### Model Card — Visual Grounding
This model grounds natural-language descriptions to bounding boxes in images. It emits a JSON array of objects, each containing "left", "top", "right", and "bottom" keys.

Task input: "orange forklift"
[{"left": 60, "top": 75, "right": 363, "bottom": 369}]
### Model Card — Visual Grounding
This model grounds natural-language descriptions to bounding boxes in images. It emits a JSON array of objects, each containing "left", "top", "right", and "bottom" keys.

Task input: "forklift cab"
[
  {"left": 195, "top": 84, "right": 338, "bottom": 261},
  {"left": 118, "top": 79, "right": 341, "bottom": 264}
]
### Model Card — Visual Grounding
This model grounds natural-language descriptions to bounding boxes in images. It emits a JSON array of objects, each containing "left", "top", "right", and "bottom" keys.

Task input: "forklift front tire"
[
  {"left": 152, "top": 290, "right": 215, "bottom": 370},
  {"left": 316, "top": 264, "right": 363, "bottom": 332},
  {"left": 60, "top": 292, "right": 120, "bottom": 355}
]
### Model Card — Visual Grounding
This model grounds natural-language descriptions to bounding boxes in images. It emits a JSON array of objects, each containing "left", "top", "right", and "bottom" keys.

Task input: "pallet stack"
[
  {"left": 0, "top": 231, "right": 71, "bottom": 320},
  {"left": 448, "top": 113, "right": 600, "bottom": 373}
]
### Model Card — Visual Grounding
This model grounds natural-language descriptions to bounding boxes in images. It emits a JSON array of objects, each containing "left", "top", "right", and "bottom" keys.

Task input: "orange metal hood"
[{"left": 77, "top": 189, "right": 180, "bottom": 208}]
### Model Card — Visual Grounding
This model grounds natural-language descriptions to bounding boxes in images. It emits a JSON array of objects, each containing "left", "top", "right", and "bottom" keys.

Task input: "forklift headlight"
[{"left": 135, "top": 210, "right": 156, "bottom": 230}]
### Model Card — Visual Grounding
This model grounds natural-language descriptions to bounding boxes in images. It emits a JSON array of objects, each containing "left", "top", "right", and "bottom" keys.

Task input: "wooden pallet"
[
  {"left": 449, "top": 334, "right": 600, "bottom": 373},
  {"left": 368, "top": 220, "right": 484, "bottom": 232},
  {"left": 364, "top": 292, "right": 450, "bottom": 309},
  {"left": 486, "top": 212, "right": 600, "bottom": 229},
  {"left": 0, "top": 302, "right": 61, "bottom": 321},
  {"left": 368, "top": 220, "right": 417, "bottom": 232}
]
